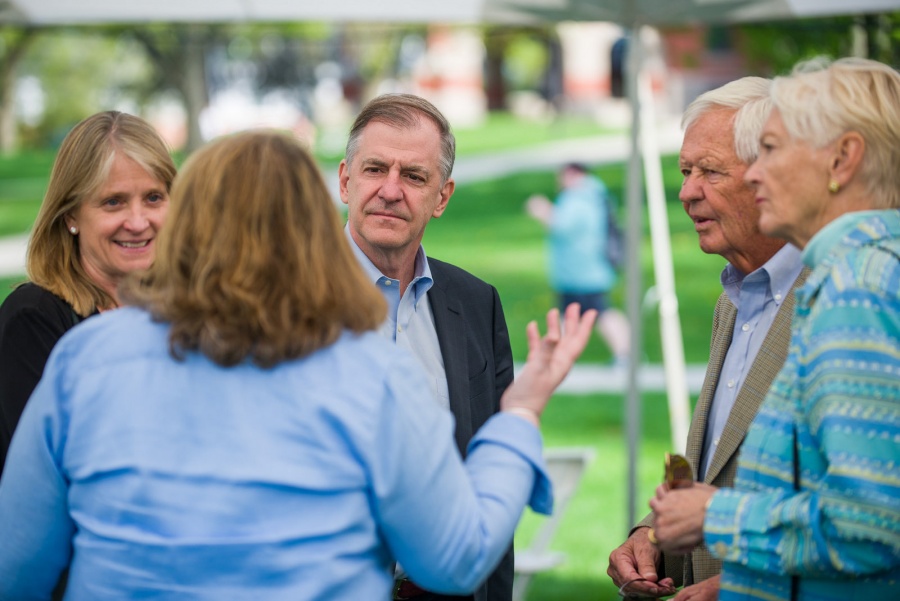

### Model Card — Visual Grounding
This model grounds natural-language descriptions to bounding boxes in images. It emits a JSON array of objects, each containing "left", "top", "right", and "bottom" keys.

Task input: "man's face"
[
  {"left": 339, "top": 118, "right": 454, "bottom": 263},
  {"left": 679, "top": 108, "right": 779, "bottom": 274}
]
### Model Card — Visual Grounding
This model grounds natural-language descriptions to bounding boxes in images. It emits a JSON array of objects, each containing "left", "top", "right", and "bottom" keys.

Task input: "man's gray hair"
[
  {"left": 682, "top": 77, "right": 772, "bottom": 165},
  {"left": 345, "top": 93, "right": 455, "bottom": 184}
]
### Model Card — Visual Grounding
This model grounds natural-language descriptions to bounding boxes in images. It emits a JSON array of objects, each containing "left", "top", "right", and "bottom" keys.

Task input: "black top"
[{"left": 0, "top": 283, "right": 84, "bottom": 475}]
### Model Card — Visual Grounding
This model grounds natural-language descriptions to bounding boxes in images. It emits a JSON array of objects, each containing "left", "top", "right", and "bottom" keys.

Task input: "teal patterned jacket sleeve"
[{"left": 704, "top": 212, "right": 900, "bottom": 601}]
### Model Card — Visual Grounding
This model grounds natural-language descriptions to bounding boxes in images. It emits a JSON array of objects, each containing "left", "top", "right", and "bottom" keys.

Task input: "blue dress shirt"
[
  {"left": 700, "top": 243, "right": 803, "bottom": 480},
  {"left": 345, "top": 226, "right": 450, "bottom": 411},
  {"left": 0, "top": 307, "right": 551, "bottom": 599}
]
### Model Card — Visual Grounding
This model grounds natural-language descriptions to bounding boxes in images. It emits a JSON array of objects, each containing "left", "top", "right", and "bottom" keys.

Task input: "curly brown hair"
[{"left": 123, "top": 130, "right": 386, "bottom": 368}]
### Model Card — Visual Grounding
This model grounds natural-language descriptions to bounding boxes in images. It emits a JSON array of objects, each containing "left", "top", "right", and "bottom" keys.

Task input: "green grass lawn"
[
  {"left": 0, "top": 150, "right": 56, "bottom": 237},
  {"left": 0, "top": 120, "right": 720, "bottom": 600},
  {"left": 315, "top": 111, "right": 618, "bottom": 164},
  {"left": 515, "top": 391, "right": 676, "bottom": 600},
  {"left": 423, "top": 157, "right": 725, "bottom": 365},
  {"left": 454, "top": 112, "right": 618, "bottom": 156},
  {"left": 419, "top": 160, "right": 715, "bottom": 600}
]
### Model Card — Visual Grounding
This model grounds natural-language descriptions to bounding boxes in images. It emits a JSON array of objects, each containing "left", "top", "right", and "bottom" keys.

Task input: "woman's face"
[
  {"left": 65, "top": 154, "right": 169, "bottom": 303},
  {"left": 745, "top": 109, "right": 832, "bottom": 249}
]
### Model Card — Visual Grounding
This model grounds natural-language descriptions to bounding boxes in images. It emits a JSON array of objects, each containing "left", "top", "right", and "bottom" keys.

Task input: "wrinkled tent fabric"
[{"left": 1, "top": 0, "right": 896, "bottom": 25}]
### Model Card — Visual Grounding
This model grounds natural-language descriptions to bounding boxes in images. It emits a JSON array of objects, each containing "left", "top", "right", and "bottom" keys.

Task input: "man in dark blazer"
[
  {"left": 608, "top": 78, "right": 807, "bottom": 601},
  {"left": 339, "top": 93, "right": 514, "bottom": 601}
]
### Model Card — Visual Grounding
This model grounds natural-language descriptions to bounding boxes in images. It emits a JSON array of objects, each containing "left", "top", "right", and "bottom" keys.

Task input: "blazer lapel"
[
  {"left": 688, "top": 293, "right": 736, "bottom": 481},
  {"left": 427, "top": 277, "right": 473, "bottom": 455},
  {"left": 704, "top": 269, "right": 809, "bottom": 483}
]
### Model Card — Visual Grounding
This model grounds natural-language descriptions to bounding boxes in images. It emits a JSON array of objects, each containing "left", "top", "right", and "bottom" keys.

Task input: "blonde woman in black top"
[{"left": 0, "top": 111, "right": 176, "bottom": 475}]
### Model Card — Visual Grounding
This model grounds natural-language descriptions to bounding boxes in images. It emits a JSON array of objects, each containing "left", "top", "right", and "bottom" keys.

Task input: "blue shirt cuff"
[{"left": 467, "top": 413, "right": 554, "bottom": 515}]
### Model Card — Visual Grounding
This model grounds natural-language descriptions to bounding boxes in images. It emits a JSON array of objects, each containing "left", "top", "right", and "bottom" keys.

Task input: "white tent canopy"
[{"left": 1, "top": 0, "right": 896, "bottom": 25}]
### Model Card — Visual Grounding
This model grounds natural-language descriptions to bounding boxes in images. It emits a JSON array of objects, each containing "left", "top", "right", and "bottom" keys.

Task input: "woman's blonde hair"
[
  {"left": 771, "top": 57, "right": 900, "bottom": 208},
  {"left": 123, "top": 130, "right": 386, "bottom": 368},
  {"left": 27, "top": 111, "right": 177, "bottom": 315}
]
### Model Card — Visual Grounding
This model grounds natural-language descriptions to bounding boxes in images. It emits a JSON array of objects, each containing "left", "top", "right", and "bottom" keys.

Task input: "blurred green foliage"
[
  {"left": 424, "top": 154, "right": 724, "bottom": 365},
  {"left": 16, "top": 29, "right": 153, "bottom": 149},
  {"left": 735, "top": 12, "right": 900, "bottom": 75}
]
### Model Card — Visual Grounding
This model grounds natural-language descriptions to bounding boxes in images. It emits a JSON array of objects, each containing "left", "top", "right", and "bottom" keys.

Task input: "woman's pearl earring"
[{"left": 69, "top": 226, "right": 78, "bottom": 235}]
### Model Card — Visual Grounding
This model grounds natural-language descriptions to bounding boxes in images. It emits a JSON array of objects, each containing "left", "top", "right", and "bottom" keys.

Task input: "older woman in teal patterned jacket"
[{"left": 649, "top": 57, "right": 900, "bottom": 601}]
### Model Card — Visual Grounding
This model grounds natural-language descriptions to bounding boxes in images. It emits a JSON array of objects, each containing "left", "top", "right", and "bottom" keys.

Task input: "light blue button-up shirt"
[
  {"left": 700, "top": 242, "right": 803, "bottom": 480},
  {"left": 346, "top": 226, "right": 450, "bottom": 411},
  {"left": 0, "top": 307, "right": 552, "bottom": 599}
]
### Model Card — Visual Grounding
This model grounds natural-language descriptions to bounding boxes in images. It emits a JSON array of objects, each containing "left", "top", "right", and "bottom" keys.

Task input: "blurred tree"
[
  {"left": 16, "top": 28, "right": 151, "bottom": 149},
  {"left": 236, "top": 22, "right": 333, "bottom": 119},
  {"left": 343, "top": 23, "right": 426, "bottom": 98},
  {"left": 507, "top": 28, "right": 560, "bottom": 103},
  {"left": 250, "top": 23, "right": 330, "bottom": 86},
  {"left": 125, "top": 22, "right": 347, "bottom": 152},
  {"left": 0, "top": 25, "right": 38, "bottom": 154},
  {"left": 856, "top": 12, "right": 900, "bottom": 65},
  {"left": 125, "top": 24, "right": 222, "bottom": 154},
  {"left": 482, "top": 25, "right": 555, "bottom": 112},
  {"left": 734, "top": 12, "right": 899, "bottom": 75},
  {"left": 483, "top": 26, "right": 512, "bottom": 110}
]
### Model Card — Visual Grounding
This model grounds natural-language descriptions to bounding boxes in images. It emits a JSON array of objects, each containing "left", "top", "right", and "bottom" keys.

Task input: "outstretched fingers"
[
  {"left": 501, "top": 304, "right": 596, "bottom": 419},
  {"left": 526, "top": 304, "right": 596, "bottom": 390},
  {"left": 561, "top": 303, "right": 597, "bottom": 362}
]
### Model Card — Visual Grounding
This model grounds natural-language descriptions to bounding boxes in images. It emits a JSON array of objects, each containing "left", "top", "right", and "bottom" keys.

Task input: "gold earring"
[{"left": 828, "top": 180, "right": 840, "bottom": 194}]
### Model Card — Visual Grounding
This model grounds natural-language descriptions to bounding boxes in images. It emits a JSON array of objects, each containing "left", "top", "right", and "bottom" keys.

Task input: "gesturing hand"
[{"left": 500, "top": 303, "right": 597, "bottom": 423}]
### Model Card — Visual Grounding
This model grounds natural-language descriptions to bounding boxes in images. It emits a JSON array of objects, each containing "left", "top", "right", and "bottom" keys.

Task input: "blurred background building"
[{"left": 1, "top": 14, "right": 897, "bottom": 155}]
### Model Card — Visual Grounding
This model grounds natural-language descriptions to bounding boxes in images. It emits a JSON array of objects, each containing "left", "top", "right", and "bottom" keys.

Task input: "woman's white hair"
[
  {"left": 682, "top": 76, "right": 772, "bottom": 165},
  {"left": 771, "top": 57, "right": 900, "bottom": 209}
]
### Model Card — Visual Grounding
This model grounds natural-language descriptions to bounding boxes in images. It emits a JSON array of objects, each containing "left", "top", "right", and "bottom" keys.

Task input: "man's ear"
[
  {"left": 829, "top": 131, "right": 865, "bottom": 188},
  {"left": 432, "top": 178, "right": 455, "bottom": 218},
  {"left": 338, "top": 160, "right": 350, "bottom": 206}
]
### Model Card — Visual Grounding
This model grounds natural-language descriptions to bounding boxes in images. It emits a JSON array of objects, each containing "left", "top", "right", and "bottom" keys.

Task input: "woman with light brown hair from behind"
[{"left": 0, "top": 130, "right": 596, "bottom": 599}]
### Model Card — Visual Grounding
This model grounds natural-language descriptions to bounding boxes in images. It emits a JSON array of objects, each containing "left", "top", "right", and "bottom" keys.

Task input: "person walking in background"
[
  {"left": 338, "top": 93, "right": 516, "bottom": 601},
  {"left": 608, "top": 77, "right": 806, "bottom": 601},
  {"left": 526, "top": 162, "right": 630, "bottom": 367},
  {"left": 0, "top": 110, "right": 176, "bottom": 477},
  {"left": 0, "top": 129, "right": 598, "bottom": 600},
  {"left": 651, "top": 57, "right": 900, "bottom": 601}
]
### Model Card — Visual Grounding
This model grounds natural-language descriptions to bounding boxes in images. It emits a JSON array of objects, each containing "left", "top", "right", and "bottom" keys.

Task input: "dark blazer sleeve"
[
  {"left": 485, "top": 284, "right": 514, "bottom": 601},
  {"left": 426, "top": 259, "right": 515, "bottom": 601},
  {"left": 0, "top": 284, "right": 75, "bottom": 475},
  {"left": 427, "top": 259, "right": 514, "bottom": 452}
]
